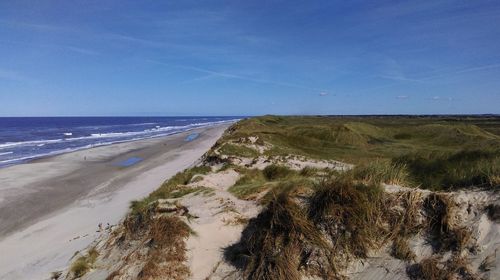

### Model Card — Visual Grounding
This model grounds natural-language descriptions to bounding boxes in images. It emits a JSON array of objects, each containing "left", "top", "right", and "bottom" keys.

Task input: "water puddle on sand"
[
  {"left": 116, "top": 157, "right": 143, "bottom": 167},
  {"left": 185, "top": 133, "right": 199, "bottom": 142}
]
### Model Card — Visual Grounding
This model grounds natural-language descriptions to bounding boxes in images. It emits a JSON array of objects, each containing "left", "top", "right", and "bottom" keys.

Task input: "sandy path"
[{"left": 0, "top": 124, "right": 229, "bottom": 280}]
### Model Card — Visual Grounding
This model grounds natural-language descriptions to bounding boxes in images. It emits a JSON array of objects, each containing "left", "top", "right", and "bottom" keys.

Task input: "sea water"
[{"left": 0, "top": 116, "right": 240, "bottom": 167}]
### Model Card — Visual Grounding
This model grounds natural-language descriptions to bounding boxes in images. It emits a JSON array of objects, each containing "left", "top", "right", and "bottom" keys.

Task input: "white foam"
[
  {"left": 0, "top": 139, "right": 64, "bottom": 150},
  {"left": 0, "top": 119, "right": 240, "bottom": 166}
]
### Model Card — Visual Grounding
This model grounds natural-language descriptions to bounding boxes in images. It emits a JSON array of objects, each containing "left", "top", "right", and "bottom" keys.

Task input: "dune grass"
[
  {"left": 225, "top": 192, "right": 327, "bottom": 280},
  {"left": 130, "top": 165, "right": 211, "bottom": 215},
  {"left": 221, "top": 115, "right": 500, "bottom": 164},
  {"left": 394, "top": 149, "right": 500, "bottom": 190},
  {"left": 222, "top": 115, "right": 500, "bottom": 191},
  {"left": 308, "top": 178, "right": 386, "bottom": 259},
  {"left": 262, "top": 164, "right": 293, "bottom": 180},
  {"left": 346, "top": 160, "right": 411, "bottom": 186},
  {"left": 69, "top": 247, "right": 99, "bottom": 278},
  {"left": 219, "top": 143, "right": 259, "bottom": 158},
  {"left": 228, "top": 168, "right": 268, "bottom": 200},
  {"left": 137, "top": 216, "right": 190, "bottom": 280}
]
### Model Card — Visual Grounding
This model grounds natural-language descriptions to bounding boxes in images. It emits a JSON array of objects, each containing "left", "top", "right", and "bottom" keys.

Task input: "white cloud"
[
  {"left": 396, "top": 95, "right": 409, "bottom": 99},
  {"left": 319, "top": 92, "right": 329, "bottom": 96},
  {"left": 431, "top": 96, "right": 453, "bottom": 101}
]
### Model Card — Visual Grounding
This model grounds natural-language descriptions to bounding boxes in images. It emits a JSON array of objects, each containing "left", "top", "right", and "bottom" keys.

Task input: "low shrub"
[{"left": 263, "top": 164, "right": 293, "bottom": 180}]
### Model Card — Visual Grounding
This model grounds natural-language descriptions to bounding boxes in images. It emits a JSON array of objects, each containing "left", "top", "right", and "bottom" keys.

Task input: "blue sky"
[{"left": 1, "top": 0, "right": 499, "bottom": 116}]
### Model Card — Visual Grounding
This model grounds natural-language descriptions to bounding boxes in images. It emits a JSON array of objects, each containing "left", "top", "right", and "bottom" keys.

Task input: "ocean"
[{"left": 0, "top": 116, "right": 241, "bottom": 167}]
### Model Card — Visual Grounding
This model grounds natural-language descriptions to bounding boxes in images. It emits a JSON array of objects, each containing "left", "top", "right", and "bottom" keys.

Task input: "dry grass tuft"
[
  {"left": 479, "top": 251, "right": 496, "bottom": 272},
  {"left": 408, "top": 255, "right": 477, "bottom": 280},
  {"left": 225, "top": 192, "right": 327, "bottom": 280},
  {"left": 308, "top": 178, "right": 386, "bottom": 259},
  {"left": 423, "top": 193, "right": 456, "bottom": 251},
  {"left": 342, "top": 160, "right": 411, "bottom": 186},
  {"left": 392, "top": 237, "right": 416, "bottom": 261},
  {"left": 137, "top": 216, "right": 191, "bottom": 280},
  {"left": 422, "top": 193, "right": 475, "bottom": 254},
  {"left": 69, "top": 247, "right": 99, "bottom": 279}
]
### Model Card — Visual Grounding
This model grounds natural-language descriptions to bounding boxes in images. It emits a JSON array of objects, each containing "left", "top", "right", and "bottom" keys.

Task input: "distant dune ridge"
[{"left": 3, "top": 116, "right": 500, "bottom": 280}]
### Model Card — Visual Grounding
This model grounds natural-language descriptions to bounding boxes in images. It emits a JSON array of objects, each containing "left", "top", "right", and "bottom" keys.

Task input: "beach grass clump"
[
  {"left": 394, "top": 149, "right": 500, "bottom": 190},
  {"left": 308, "top": 178, "right": 386, "bottom": 259},
  {"left": 346, "top": 160, "right": 411, "bottom": 186},
  {"left": 259, "top": 178, "right": 314, "bottom": 205},
  {"left": 407, "top": 256, "right": 476, "bottom": 280},
  {"left": 299, "top": 166, "right": 318, "bottom": 177},
  {"left": 262, "top": 164, "right": 293, "bottom": 180},
  {"left": 69, "top": 247, "right": 99, "bottom": 278},
  {"left": 137, "top": 216, "right": 191, "bottom": 280},
  {"left": 228, "top": 168, "right": 268, "bottom": 200},
  {"left": 224, "top": 192, "right": 326, "bottom": 280},
  {"left": 130, "top": 166, "right": 211, "bottom": 215},
  {"left": 392, "top": 237, "right": 416, "bottom": 261},
  {"left": 219, "top": 143, "right": 259, "bottom": 158},
  {"left": 422, "top": 193, "right": 473, "bottom": 252}
]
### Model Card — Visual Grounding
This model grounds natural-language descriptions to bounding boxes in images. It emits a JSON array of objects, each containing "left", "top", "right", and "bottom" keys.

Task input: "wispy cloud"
[
  {"left": 396, "top": 95, "right": 409, "bottom": 99},
  {"left": 146, "top": 59, "right": 325, "bottom": 91},
  {"left": 378, "top": 75, "right": 425, "bottom": 83},
  {"left": 430, "top": 96, "right": 453, "bottom": 101},
  {"left": 319, "top": 92, "right": 329, "bottom": 96},
  {"left": 0, "top": 40, "right": 100, "bottom": 56},
  {"left": 0, "top": 20, "right": 70, "bottom": 32},
  {"left": 420, "top": 63, "right": 500, "bottom": 81}
]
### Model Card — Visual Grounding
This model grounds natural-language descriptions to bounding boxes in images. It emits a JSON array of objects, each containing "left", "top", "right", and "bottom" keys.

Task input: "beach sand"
[{"left": 0, "top": 124, "right": 229, "bottom": 280}]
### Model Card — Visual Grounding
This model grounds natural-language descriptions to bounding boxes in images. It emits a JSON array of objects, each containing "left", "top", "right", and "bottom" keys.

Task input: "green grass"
[
  {"left": 219, "top": 143, "right": 259, "bottom": 158},
  {"left": 262, "top": 164, "right": 293, "bottom": 180},
  {"left": 228, "top": 168, "right": 267, "bottom": 200},
  {"left": 228, "top": 165, "right": 315, "bottom": 201},
  {"left": 130, "top": 165, "right": 211, "bottom": 215},
  {"left": 346, "top": 160, "right": 411, "bottom": 186},
  {"left": 394, "top": 149, "right": 500, "bottom": 190},
  {"left": 222, "top": 115, "right": 500, "bottom": 191},
  {"left": 221, "top": 115, "right": 500, "bottom": 164}
]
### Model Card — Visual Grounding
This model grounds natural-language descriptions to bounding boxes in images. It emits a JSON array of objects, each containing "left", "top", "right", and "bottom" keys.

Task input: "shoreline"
[
  {"left": 0, "top": 119, "right": 238, "bottom": 168},
  {"left": 0, "top": 123, "right": 229, "bottom": 279}
]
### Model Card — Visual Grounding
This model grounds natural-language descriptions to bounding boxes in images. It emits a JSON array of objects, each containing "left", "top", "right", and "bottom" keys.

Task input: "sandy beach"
[{"left": 0, "top": 124, "right": 229, "bottom": 280}]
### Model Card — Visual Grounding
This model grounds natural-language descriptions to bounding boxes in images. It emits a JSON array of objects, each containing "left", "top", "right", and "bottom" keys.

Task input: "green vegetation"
[
  {"left": 394, "top": 149, "right": 500, "bottom": 190},
  {"left": 262, "top": 164, "right": 293, "bottom": 180},
  {"left": 221, "top": 115, "right": 500, "bottom": 190},
  {"left": 347, "top": 160, "right": 411, "bottom": 186},
  {"left": 228, "top": 165, "right": 317, "bottom": 201},
  {"left": 308, "top": 178, "right": 386, "bottom": 259},
  {"left": 70, "top": 247, "right": 99, "bottom": 278},
  {"left": 222, "top": 116, "right": 499, "bottom": 163},
  {"left": 219, "top": 143, "right": 259, "bottom": 158},
  {"left": 130, "top": 165, "right": 211, "bottom": 215},
  {"left": 228, "top": 168, "right": 268, "bottom": 200}
]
